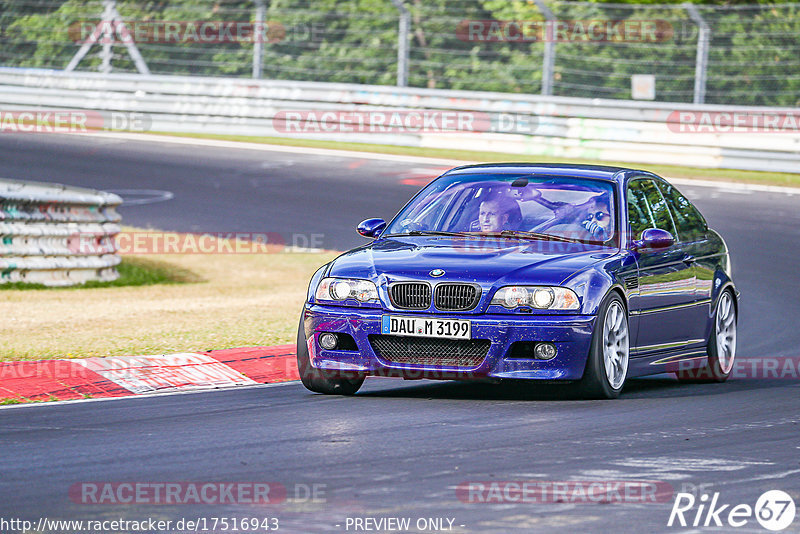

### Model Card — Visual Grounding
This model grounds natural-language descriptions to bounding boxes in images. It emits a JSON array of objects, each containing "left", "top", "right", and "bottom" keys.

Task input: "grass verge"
[
  {"left": 0, "top": 233, "right": 337, "bottom": 361},
  {"left": 155, "top": 131, "right": 800, "bottom": 188},
  {"left": 0, "top": 256, "right": 202, "bottom": 291},
  {"left": 0, "top": 396, "right": 61, "bottom": 405}
]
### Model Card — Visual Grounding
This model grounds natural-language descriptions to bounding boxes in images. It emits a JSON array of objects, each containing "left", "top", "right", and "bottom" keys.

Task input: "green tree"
[{"left": 1, "top": 0, "right": 797, "bottom": 105}]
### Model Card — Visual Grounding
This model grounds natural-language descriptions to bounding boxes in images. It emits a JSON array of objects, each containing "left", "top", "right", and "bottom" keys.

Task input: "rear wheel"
[
  {"left": 577, "top": 293, "right": 630, "bottom": 399},
  {"left": 676, "top": 289, "right": 737, "bottom": 383},
  {"left": 296, "top": 313, "right": 364, "bottom": 395}
]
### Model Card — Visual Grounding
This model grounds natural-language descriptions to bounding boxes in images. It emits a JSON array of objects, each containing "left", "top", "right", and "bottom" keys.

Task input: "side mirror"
[
  {"left": 634, "top": 228, "right": 675, "bottom": 250},
  {"left": 357, "top": 218, "right": 386, "bottom": 238}
]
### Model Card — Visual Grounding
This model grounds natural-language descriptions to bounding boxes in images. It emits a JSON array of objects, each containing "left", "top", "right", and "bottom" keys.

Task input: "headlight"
[
  {"left": 315, "top": 277, "right": 379, "bottom": 303},
  {"left": 490, "top": 286, "right": 580, "bottom": 310},
  {"left": 307, "top": 264, "right": 329, "bottom": 302}
]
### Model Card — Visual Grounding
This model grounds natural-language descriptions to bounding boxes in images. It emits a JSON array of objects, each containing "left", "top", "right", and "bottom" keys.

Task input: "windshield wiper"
[
  {"left": 384, "top": 230, "right": 473, "bottom": 237},
  {"left": 490, "top": 230, "right": 581, "bottom": 244},
  {"left": 385, "top": 230, "right": 581, "bottom": 243}
]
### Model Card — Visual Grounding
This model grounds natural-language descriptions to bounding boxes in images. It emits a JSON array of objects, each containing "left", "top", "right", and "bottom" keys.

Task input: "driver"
[
  {"left": 581, "top": 194, "right": 613, "bottom": 241},
  {"left": 479, "top": 195, "right": 519, "bottom": 232}
]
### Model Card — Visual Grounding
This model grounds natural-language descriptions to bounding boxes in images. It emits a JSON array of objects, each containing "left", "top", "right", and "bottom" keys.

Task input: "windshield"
[{"left": 384, "top": 173, "right": 617, "bottom": 245}]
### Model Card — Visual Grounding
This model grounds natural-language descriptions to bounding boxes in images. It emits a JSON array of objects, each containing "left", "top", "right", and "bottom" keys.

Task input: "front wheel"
[
  {"left": 577, "top": 294, "right": 630, "bottom": 399},
  {"left": 296, "top": 313, "right": 364, "bottom": 395},
  {"left": 676, "top": 289, "right": 737, "bottom": 383}
]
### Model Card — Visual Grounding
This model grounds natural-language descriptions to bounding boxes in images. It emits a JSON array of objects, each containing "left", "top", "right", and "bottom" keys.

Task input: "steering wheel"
[{"left": 398, "top": 219, "right": 424, "bottom": 232}]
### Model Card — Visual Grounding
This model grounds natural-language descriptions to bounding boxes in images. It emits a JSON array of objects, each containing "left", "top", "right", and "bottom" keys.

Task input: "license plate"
[{"left": 381, "top": 315, "right": 471, "bottom": 340}]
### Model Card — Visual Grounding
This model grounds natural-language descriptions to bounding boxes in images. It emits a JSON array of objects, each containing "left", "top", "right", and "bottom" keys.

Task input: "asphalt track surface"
[{"left": 1, "top": 134, "right": 799, "bottom": 533}]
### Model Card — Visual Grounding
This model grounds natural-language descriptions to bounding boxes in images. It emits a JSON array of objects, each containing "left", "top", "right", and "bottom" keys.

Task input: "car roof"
[{"left": 443, "top": 163, "right": 655, "bottom": 183}]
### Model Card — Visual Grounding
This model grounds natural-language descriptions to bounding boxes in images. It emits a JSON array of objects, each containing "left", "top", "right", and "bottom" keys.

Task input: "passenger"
[{"left": 581, "top": 194, "right": 613, "bottom": 241}]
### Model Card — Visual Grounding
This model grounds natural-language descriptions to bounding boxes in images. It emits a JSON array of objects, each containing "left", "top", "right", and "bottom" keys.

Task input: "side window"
[
  {"left": 627, "top": 180, "right": 653, "bottom": 240},
  {"left": 627, "top": 179, "right": 677, "bottom": 240},
  {"left": 656, "top": 181, "right": 708, "bottom": 242}
]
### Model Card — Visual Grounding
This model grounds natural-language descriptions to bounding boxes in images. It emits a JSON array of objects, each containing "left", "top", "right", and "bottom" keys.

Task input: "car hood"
[{"left": 328, "top": 236, "right": 616, "bottom": 287}]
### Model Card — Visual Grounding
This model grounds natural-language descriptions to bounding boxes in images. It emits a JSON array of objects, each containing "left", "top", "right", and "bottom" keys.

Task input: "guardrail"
[
  {"left": 0, "top": 177, "right": 121, "bottom": 286},
  {"left": 0, "top": 68, "right": 798, "bottom": 173}
]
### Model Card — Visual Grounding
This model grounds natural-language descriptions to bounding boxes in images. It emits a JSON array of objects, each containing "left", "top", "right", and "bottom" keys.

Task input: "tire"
[
  {"left": 296, "top": 313, "right": 364, "bottom": 395},
  {"left": 577, "top": 293, "right": 630, "bottom": 399},
  {"left": 676, "top": 289, "right": 737, "bottom": 383}
]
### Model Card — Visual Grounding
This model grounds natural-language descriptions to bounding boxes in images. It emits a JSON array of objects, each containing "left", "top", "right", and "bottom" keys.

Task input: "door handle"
[{"left": 683, "top": 255, "right": 696, "bottom": 265}]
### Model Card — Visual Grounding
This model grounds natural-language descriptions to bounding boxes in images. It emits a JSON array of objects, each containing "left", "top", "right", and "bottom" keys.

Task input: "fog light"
[
  {"left": 319, "top": 333, "right": 338, "bottom": 350},
  {"left": 534, "top": 342, "right": 557, "bottom": 360}
]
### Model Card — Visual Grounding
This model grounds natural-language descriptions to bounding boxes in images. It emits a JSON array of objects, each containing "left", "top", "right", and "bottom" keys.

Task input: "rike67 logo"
[{"left": 668, "top": 490, "right": 796, "bottom": 531}]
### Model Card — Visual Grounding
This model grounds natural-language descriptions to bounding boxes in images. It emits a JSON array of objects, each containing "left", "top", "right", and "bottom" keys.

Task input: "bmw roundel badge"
[{"left": 429, "top": 269, "right": 445, "bottom": 277}]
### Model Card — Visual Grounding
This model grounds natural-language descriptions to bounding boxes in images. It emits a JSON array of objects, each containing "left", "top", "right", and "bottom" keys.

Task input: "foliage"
[{"left": 1, "top": 0, "right": 798, "bottom": 105}]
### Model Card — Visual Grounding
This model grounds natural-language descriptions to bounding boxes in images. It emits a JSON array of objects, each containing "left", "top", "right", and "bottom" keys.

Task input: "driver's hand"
[{"left": 582, "top": 219, "right": 607, "bottom": 240}]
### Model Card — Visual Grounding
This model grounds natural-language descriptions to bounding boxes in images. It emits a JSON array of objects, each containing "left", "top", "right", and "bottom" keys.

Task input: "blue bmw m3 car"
[{"left": 297, "top": 163, "right": 738, "bottom": 399}]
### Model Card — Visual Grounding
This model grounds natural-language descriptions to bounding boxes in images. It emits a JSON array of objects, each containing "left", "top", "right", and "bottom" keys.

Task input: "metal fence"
[
  {"left": 2, "top": 68, "right": 799, "bottom": 174},
  {"left": 1, "top": 1, "right": 799, "bottom": 106}
]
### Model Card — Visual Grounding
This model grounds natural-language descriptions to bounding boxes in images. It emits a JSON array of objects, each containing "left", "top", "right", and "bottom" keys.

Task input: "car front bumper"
[{"left": 303, "top": 304, "right": 596, "bottom": 381}]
